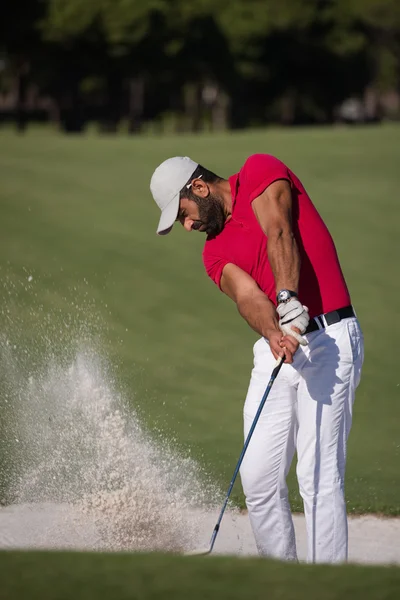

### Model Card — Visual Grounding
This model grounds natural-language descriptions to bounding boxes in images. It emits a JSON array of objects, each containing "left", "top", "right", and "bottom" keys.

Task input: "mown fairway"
[
  {"left": 0, "top": 124, "right": 399, "bottom": 513},
  {"left": 1, "top": 551, "right": 400, "bottom": 600}
]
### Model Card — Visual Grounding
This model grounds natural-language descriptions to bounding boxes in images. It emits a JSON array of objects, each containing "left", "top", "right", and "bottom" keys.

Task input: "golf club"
[{"left": 187, "top": 354, "right": 285, "bottom": 556}]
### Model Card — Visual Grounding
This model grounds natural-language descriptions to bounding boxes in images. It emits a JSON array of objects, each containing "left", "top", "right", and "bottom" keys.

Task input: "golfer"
[{"left": 150, "top": 154, "right": 364, "bottom": 563}]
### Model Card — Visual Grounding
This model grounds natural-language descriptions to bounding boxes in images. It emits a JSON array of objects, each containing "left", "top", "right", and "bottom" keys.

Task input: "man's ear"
[{"left": 191, "top": 178, "right": 209, "bottom": 198}]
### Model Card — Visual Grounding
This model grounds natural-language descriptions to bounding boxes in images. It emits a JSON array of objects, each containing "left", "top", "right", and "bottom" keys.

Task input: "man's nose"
[{"left": 183, "top": 218, "right": 194, "bottom": 232}]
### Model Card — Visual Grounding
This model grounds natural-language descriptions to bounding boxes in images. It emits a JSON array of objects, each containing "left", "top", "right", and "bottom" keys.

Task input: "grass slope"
[
  {"left": 0, "top": 124, "right": 399, "bottom": 513},
  {"left": 1, "top": 551, "right": 400, "bottom": 600}
]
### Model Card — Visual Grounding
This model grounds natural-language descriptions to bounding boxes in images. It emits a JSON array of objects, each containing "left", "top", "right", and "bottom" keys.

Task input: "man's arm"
[
  {"left": 251, "top": 178, "right": 309, "bottom": 346},
  {"left": 251, "top": 179, "right": 300, "bottom": 294},
  {"left": 220, "top": 263, "right": 298, "bottom": 363}
]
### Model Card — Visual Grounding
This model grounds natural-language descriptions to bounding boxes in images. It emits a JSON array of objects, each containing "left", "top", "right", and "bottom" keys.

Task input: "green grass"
[
  {"left": 0, "top": 124, "right": 399, "bottom": 513},
  {"left": 1, "top": 551, "right": 400, "bottom": 600}
]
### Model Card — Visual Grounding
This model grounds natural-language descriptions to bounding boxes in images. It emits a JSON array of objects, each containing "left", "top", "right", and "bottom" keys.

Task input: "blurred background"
[{"left": 1, "top": 0, "right": 400, "bottom": 133}]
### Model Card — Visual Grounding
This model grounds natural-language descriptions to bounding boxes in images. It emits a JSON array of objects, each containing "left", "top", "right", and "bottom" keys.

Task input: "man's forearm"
[
  {"left": 267, "top": 231, "right": 301, "bottom": 294},
  {"left": 236, "top": 293, "right": 280, "bottom": 339}
]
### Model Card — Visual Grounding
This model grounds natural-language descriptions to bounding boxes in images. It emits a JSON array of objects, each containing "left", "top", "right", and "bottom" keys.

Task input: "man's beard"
[{"left": 191, "top": 193, "right": 226, "bottom": 239}]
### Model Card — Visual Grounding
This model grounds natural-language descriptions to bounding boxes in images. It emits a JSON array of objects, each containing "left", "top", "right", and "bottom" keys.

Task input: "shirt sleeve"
[
  {"left": 241, "top": 154, "right": 292, "bottom": 203},
  {"left": 202, "top": 250, "right": 230, "bottom": 290}
]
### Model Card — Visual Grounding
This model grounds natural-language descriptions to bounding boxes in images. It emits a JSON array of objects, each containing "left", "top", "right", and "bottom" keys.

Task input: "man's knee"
[
  {"left": 296, "top": 460, "right": 344, "bottom": 498},
  {"left": 241, "top": 465, "right": 286, "bottom": 508}
]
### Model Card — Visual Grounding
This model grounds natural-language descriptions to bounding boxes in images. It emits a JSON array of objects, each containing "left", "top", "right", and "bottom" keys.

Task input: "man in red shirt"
[{"left": 150, "top": 154, "right": 364, "bottom": 563}]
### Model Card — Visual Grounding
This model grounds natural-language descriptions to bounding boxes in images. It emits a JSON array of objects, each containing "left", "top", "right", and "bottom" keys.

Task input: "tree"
[
  {"left": 1, "top": 0, "right": 399, "bottom": 131},
  {"left": 0, "top": 1, "right": 46, "bottom": 131}
]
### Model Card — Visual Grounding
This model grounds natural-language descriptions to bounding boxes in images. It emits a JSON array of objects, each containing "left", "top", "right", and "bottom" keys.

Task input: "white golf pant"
[{"left": 240, "top": 317, "right": 364, "bottom": 563}]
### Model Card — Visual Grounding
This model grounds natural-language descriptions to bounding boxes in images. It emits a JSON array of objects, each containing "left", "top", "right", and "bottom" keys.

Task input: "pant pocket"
[
  {"left": 345, "top": 319, "right": 364, "bottom": 364},
  {"left": 345, "top": 319, "right": 364, "bottom": 387}
]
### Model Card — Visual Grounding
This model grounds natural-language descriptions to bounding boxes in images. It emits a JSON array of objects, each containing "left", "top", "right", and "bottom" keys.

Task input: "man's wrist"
[
  {"left": 276, "top": 289, "right": 298, "bottom": 304},
  {"left": 262, "top": 315, "right": 281, "bottom": 338}
]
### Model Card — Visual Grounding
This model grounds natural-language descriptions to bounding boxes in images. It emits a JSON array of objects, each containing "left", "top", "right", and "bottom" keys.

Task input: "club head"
[{"left": 184, "top": 547, "right": 212, "bottom": 557}]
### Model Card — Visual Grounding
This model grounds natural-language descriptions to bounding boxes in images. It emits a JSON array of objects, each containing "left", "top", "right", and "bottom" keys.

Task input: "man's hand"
[
  {"left": 219, "top": 264, "right": 306, "bottom": 362},
  {"left": 266, "top": 329, "right": 300, "bottom": 364},
  {"left": 276, "top": 298, "right": 309, "bottom": 346}
]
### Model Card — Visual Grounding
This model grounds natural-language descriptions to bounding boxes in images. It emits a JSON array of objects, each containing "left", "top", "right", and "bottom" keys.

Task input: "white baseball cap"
[{"left": 150, "top": 156, "right": 198, "bottom": 235}]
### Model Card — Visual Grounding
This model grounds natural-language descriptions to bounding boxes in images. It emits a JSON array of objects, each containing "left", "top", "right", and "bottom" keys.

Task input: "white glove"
[{"left": 276, "top": 299, "right": 310, "bottom": 346}]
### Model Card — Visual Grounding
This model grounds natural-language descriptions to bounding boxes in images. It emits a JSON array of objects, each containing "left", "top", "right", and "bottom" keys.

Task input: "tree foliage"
[{"left": 1, "top": 0, "right": 399, "bottom": 130}]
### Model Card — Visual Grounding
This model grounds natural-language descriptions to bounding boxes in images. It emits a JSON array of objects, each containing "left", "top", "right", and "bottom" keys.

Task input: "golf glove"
[{"left": 276, "top": 299, "right": 309, "bottom": 346}]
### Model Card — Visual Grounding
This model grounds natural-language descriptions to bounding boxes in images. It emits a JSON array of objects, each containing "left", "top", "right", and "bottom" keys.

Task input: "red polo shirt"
[{"left": 203, "top": 154, "right": 350, "bottom": 319}]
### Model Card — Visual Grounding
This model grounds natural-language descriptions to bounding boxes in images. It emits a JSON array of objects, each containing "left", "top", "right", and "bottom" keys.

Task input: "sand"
[
  {"left": 1, "top": 343, "right": 398, "bottom": 566},
  {"left": 1, "top": 502, "right": 399, "bottom": 566}
]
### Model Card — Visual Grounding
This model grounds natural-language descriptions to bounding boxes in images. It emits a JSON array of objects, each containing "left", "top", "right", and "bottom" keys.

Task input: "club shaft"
[{"left": 207, "top": 356, "right": 284, "bottom": 554}]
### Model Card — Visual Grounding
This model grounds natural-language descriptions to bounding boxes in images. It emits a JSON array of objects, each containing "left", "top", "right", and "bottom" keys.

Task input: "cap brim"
[{"left": 156, "top": 193, "right": 180, "bottom": 235}]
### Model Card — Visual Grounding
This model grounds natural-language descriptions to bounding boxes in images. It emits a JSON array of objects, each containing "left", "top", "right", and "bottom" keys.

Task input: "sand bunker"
[
  {"left": 1, "top": 502, "right": 399, "bottom": 566},
  {"left": 1, "top": 342, "right": 398, "bottom": 565}
]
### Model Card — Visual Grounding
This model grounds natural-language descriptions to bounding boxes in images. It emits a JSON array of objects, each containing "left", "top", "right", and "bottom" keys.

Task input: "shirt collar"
[{"left": 229, "top": 173, "right": 239, "bottom": 212}]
